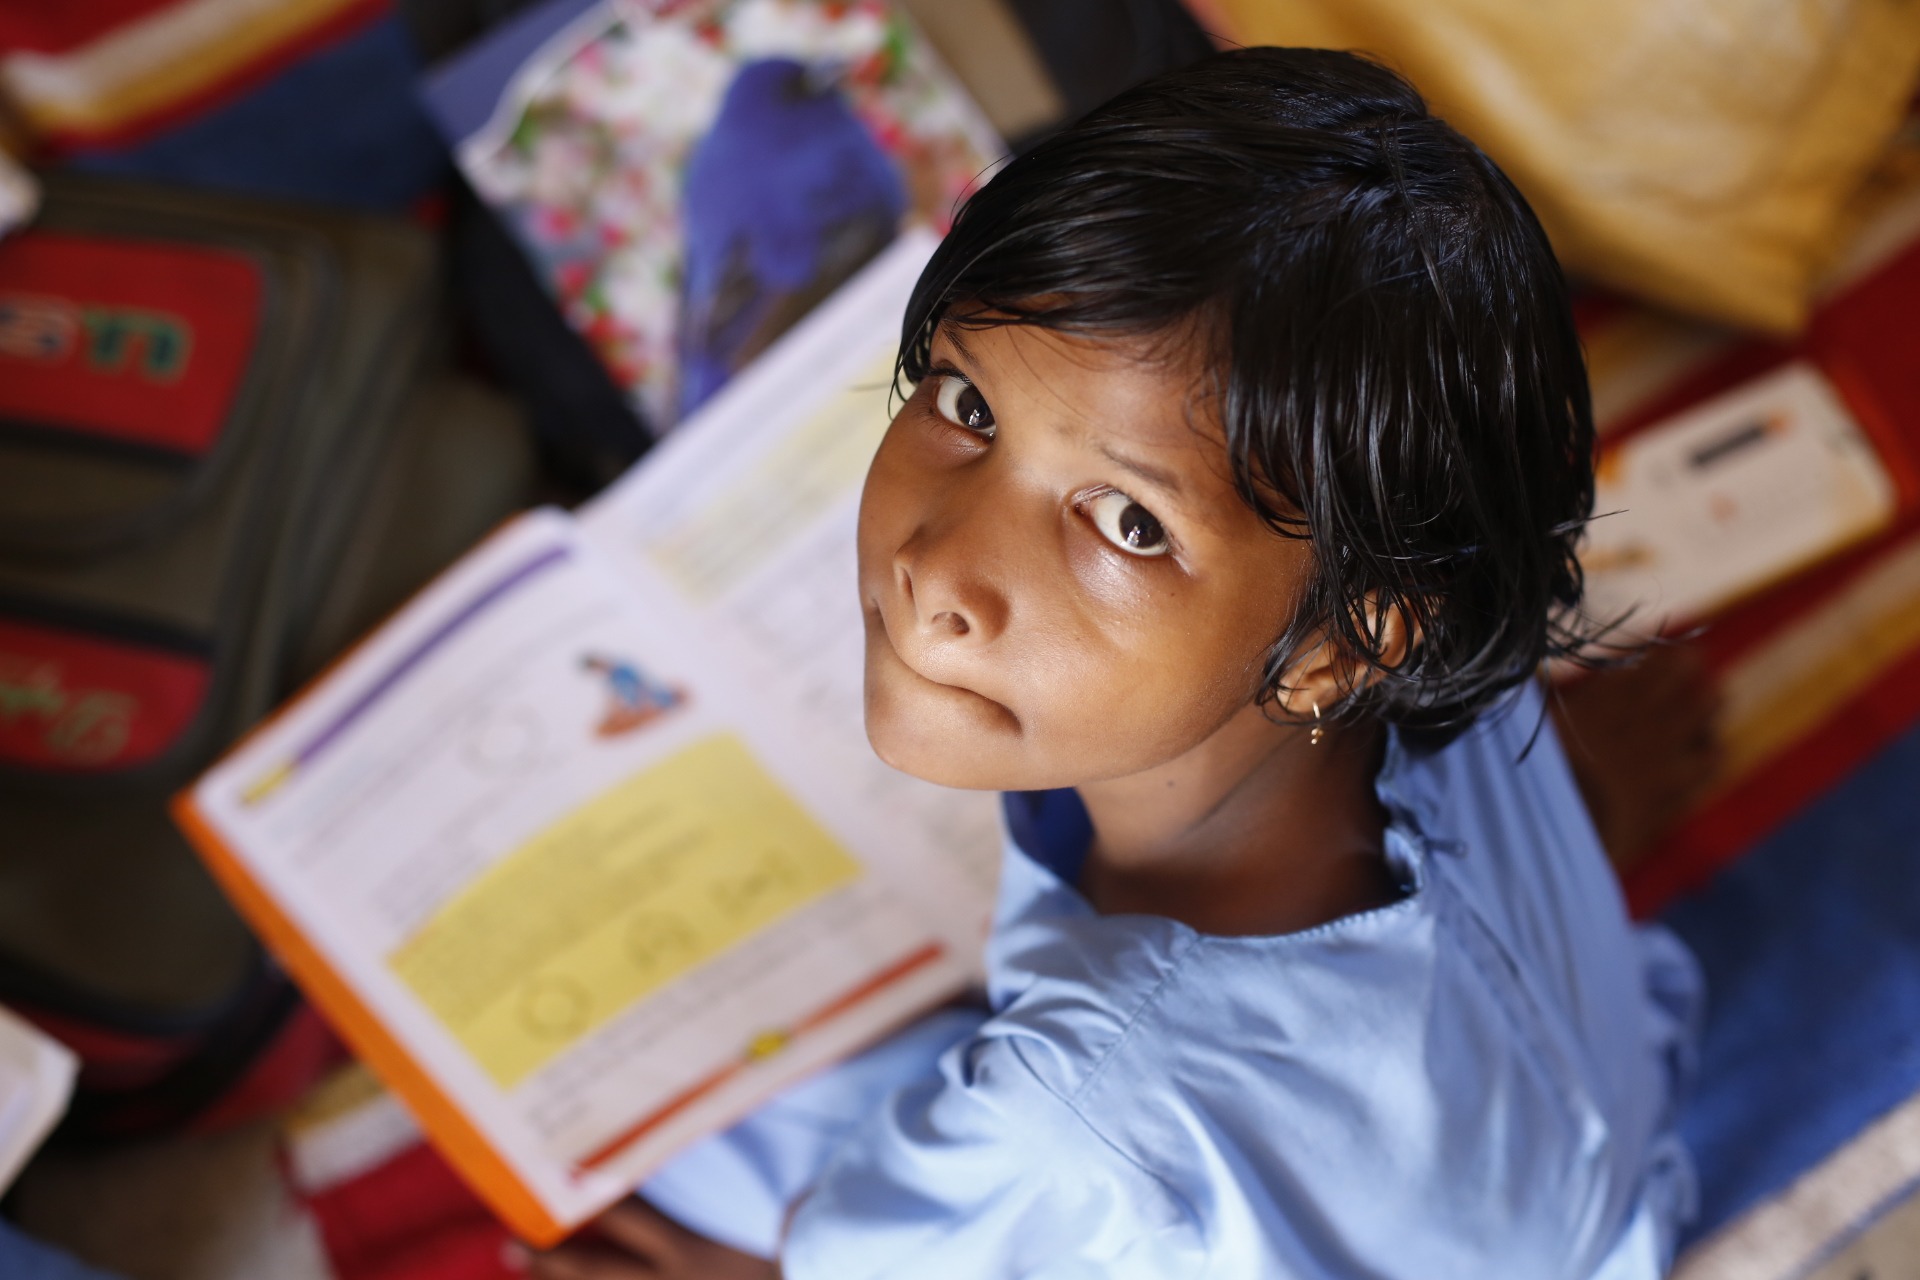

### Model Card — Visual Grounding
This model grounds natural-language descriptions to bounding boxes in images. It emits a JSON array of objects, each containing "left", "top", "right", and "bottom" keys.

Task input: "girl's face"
[{"left": 858, "top": 318, "right": 1315, "bottom": 792}]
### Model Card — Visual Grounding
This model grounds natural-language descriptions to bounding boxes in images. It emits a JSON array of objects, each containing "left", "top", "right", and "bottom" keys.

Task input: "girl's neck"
[{"left": 1075, "top": 703, "right": 1401, "bottom": 936}]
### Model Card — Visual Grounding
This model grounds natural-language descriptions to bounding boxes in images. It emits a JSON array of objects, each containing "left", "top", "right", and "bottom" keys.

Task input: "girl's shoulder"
[
  {"left": 986, "top": 679, "right": 1665, "bottom": 1134},
  {"left": 786, "top": 696, "right": 1694, "bottom": 1279},
  {"left": 984, "top": 804, "right": 1443, "bottom": 1110},
  {"left": 954, "top": 858, "right": 1635, "bottom": 1278}
]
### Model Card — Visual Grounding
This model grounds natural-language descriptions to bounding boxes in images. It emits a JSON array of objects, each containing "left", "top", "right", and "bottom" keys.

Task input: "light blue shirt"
[{"left": 645, "top": 683, "right": 1700, "bottom": 1278}]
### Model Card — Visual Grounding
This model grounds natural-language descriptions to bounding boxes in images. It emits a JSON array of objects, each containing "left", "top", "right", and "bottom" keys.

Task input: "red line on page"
[
  {"left": 789, "top": 942, "right": 946, "bottom": 1039},
  {"left": 575, "top": 942, "right": 948, "bottom": 1172}
]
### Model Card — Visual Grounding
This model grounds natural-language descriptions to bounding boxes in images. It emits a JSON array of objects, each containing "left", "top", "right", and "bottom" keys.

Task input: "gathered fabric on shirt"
[{"left": 648, "top": 683, "right": 1701, "bottom": 1277}]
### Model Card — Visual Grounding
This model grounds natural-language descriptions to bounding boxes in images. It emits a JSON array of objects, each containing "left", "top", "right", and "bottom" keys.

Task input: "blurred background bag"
[
  {"left": 0, "top": 174, "right": 536, "bottom": 1136},
  {"left": 1210, "top": 0, "right": 1920, "bottom": 334}
]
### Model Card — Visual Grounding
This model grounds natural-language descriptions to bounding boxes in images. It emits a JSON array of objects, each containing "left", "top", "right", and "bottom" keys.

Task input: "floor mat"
[{"left": 1666, "top": 718, "right": 1920, "bottom": 1252}]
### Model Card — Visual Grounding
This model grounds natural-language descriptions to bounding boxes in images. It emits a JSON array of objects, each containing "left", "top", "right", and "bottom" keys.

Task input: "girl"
[{"left": 527, "top": 46, "right": 1700, "bottom": 1280}]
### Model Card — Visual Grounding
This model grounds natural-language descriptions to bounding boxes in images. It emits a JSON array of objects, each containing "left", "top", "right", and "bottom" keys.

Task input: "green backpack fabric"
[{"left": 0, "top": 175, "right": 536, "bottom": 1133}]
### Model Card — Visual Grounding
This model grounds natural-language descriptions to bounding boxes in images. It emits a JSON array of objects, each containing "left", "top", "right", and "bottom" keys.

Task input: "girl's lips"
[
  {"left": 864, "top": 598, "right": 1018, "bottom": 728},
  {"left": 865, "top": 595, "right": 958, "bottom": 688}
]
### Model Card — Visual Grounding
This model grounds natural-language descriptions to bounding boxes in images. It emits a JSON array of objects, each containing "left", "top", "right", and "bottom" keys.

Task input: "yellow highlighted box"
[{"left": 389, "top": 734, "right": 861, "bottom": 1088}]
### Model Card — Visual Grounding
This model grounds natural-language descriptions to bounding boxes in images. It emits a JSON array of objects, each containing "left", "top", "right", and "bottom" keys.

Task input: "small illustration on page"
[{"left": 582, "top": 654, "right": 685, "bottom": 737}]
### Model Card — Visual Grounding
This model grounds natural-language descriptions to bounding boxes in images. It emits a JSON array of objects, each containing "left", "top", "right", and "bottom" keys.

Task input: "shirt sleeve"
[{"left": 780, "top": 1030, "right": 1205, "bottom": 1280}]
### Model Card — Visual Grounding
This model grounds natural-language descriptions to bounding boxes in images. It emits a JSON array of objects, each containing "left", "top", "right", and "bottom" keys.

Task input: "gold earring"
[{"left": 1309, "top": 698, "right": 1325, "bottom": 746}]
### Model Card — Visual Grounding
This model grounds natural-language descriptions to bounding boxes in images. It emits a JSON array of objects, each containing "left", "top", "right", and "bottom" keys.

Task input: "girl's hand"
[{"left": 511, "top": 1199, "right": 781, "bottom": 1280}]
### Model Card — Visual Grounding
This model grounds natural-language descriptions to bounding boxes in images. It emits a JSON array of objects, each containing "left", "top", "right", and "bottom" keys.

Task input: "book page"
[
  {"left": 579, "top": 230, "right": 1006, "bottom": 925},
  {"left": 1581, "top": 362, "right": 1899, "bottom": 631},
  {"left": 185, "top": 509, "right": 971, "bottom": 1237}
]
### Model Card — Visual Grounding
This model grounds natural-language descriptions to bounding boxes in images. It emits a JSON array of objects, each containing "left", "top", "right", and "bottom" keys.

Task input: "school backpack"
[{"left": 0, "top": 173, "right": 537, "bottom": 1136}]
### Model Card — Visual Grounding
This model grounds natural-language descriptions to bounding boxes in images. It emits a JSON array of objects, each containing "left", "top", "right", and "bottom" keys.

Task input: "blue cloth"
[
  {"left": 1666, "top": 719, "right": 1920, "bottom": 1246},
  {"left": 67, "top": 18, "right": 446, "bottom": 213},
  {"left": 643, "top": 1007, "right": 987, "bottom": 1258},
  {"left": 648, "top": 684, "right": 1700, "bottom": 1277},
  {"left": 0, "top": 1223, "right": 127, "bottom": 1280}
]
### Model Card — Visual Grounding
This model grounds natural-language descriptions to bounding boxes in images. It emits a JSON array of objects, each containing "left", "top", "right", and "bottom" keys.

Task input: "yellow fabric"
[{"left": 1208, "top": 0, "right": 1920, "bottom": 333}]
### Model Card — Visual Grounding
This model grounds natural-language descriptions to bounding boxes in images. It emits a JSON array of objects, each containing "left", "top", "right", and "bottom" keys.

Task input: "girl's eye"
[
  {"left": 1087, "top": 490, "right": 1170, "bottom": 557},
  {"left": 933, "top": 375, "right": 995, "bottom": 438}
]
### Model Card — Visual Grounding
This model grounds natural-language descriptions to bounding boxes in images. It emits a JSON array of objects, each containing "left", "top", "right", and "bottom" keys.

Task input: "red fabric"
[
  {"left": 34, "top": 0, "right": 392, "bottom": 154},
  {"left": 0, "top": 2, "right": 185, "bottom": 55},
  {"left": 17, "top": 997, "right": 343, "bottom": 1136},
  {"left": 0, "top": 231, "right": 262, "bottom": 455},
  {"left": 1613, "top": 238, "right": 1920, "bottom": 916},
  {"left": 306, "top": 1141, "right": 516, "bottom": 1280},
  {"left": 0, "top": 616, "right": 210, "bottom": 771},
  {"left": 1627, "top": 647, "right": 1920, "bottom": 914},
  {"left": 16, "top": 1004, "right": 203, "bottom": 1093}
]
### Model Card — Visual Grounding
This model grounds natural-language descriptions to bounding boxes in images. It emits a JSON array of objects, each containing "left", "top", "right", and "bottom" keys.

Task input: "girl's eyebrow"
[
  {"left": 934, "top": 321, "right": 982, "bottom": 370},
  {"left": 935, "top": 318, "right": 1190, "bottom": 505},
  {"left": 1097, "top": 441, "right": 1185, "bottom": 498}
]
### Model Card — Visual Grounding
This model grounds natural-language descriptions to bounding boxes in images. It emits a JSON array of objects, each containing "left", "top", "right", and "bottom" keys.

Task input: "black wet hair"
[{"left": 898, "top": 46, "right": 1598, "bottom": 745}]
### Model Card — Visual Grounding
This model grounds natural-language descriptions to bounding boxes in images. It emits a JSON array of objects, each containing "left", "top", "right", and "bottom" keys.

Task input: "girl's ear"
[{"left": 1266, "top": 596, "right": 1423, "bottom": 724}]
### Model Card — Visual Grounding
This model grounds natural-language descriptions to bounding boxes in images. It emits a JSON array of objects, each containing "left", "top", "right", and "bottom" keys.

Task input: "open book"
[{"left": 173, "top": 232, "right": 1002, "bottom": 1245}]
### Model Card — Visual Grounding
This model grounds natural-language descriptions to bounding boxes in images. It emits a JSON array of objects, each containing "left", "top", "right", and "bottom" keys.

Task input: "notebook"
[{"left": 1581, "top": 361, "right": 1908, "bottom": 632}]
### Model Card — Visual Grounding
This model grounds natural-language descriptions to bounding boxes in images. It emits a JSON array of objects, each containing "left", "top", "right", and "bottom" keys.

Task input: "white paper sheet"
[
  {"left": 0, "top": 1004, "right": 75, "bottom": 1195},
  {"left": 1581, "top": 362, "right": 1898, "bottom": 632}
]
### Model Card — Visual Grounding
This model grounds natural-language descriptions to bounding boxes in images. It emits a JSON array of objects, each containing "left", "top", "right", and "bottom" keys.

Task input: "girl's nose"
[{"left": 891, "top": 501, "right": 1012, "bottom": 646}]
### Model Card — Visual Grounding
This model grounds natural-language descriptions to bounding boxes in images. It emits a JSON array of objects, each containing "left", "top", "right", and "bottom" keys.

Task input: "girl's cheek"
[
  {"left": 858, "top": 424, "right": 932, "bottom": 564},
  {"left": 1060, "top": 517, "right": 1170, "bottom": 619}
]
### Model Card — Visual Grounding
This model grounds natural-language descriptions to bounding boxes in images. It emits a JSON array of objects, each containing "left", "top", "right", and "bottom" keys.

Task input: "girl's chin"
[
  {"left": 861, "top": 677, "right": 1036, "bottom": 793},
  {"left": 863, "top": 702, "right": 1022, "bottom": 792}
]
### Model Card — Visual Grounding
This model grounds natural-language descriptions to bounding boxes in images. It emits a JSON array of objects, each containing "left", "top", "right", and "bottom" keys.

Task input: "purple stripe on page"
[{"left": 289, "top": 543, "right": 572, "bottom": 772}]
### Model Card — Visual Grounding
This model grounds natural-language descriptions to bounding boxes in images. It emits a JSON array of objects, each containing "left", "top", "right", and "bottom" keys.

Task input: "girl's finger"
[
  {"left": 526, "top": 1242, "right": 659, "bottom": 1280},
  {"left": 593, "top": 1199, "right": 690, "bottom": 1264}
]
